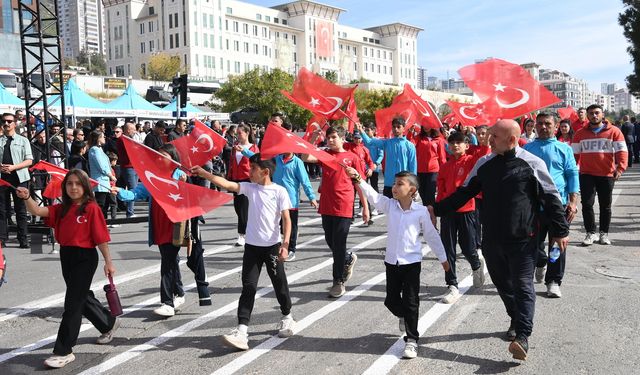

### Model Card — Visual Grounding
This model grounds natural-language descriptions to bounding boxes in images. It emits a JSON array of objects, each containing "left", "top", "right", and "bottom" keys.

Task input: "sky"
[{"left": 247, "top": 0, "right": 632, "bottom": 92}]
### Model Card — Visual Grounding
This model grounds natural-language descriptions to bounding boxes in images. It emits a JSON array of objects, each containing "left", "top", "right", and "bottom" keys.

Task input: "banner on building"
[{"left": 316, "top": 20, "right": 333, "bottom": 58}]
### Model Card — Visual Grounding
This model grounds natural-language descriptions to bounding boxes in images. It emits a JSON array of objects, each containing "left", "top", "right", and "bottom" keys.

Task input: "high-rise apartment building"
[{"left": 58, "top": 0, "right": 107, "bottom": 59}]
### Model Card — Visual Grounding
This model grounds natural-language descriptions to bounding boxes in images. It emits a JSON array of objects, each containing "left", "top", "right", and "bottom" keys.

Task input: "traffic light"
[{"left": 179, "top": 74, "right": 188, "bottom": 108}]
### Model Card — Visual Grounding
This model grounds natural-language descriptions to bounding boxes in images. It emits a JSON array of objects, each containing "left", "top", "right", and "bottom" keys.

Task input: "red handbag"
[{"left": 103, "top": 275, "right": 123, "bottom": 317}]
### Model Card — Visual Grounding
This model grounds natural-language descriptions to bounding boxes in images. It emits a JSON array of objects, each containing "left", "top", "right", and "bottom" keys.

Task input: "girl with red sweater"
[
  {"left": 228, "top": 124, "right": 259, "bottom": 246},
  {"left": 409, "top": 127, "right": 447, "bottom": 206},
  {"left": 17, "top": 170, "right": 118, "bottom": 369}
]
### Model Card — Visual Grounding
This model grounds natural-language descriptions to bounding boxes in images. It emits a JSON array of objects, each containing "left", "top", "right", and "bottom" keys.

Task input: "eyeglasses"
[
  {"left": 2, "top": 119, "right": 14, "bottom": 124},
  {"left": 114, "top": 130, "right": 122, "bottom": 133}
]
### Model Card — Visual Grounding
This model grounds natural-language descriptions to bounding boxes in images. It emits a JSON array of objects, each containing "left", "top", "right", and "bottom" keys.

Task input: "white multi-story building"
[
  {"left": 613, "top": 88, "right": 640, "bottom": 113},
  {"left": 102, "top": 0, "right": 421, "bottom": 86},
  {"left": 539, "top": 69, "right": 591, "bottom": 109},
  {"left": 59, "top": 0, "right": 107, "bottom": 59}
]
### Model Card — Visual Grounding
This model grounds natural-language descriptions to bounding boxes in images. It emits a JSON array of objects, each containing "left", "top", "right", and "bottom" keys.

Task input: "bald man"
[{"left": 429, "top": 120, "right": 569, "bottom": 360}]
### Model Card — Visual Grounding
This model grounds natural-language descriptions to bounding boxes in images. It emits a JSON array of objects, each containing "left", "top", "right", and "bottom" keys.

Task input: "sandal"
[{"left": 44, "top": 353, "right": 75, "bottom": 368}]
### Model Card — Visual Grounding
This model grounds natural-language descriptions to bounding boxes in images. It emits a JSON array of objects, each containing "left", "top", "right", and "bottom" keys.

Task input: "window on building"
[
  {"left": 149, "top": 40, "right": 154, "bottom": 51},
  {"left": 234, "top": 40, "right": 239, "bottom": 51},
  {"left": 256, "top": 14, "right": 262, "bottom": 21},
  {"left": 364, "top": 48, "right": 367, "bottom": 57},
  {"left": 195, "top": 54, "right": 198, "bottom": 67},
  {"left": 265, "top": 15, "right": 271, "bottom": 22},
  {"left": 209, "top": 14, "right": 214, "bottom": 28},
  {"left": 377, "top": 50, "right": 380, "bottom": 58},
  {"left": 226, "top": 7, "right": 232, "bottom": 14},
  {"left": 226, "top": 39, "right": 229, "bottom": 50},
  {"left": 274, "top": 17, "right": 279, "bottom": 24},
  {"left": 292, "top": 35, "right": 296, "bottom": 45},
  {"left": 253, "top": 25, "right": 258, "bottom": 36},
  {"left": 233, "top": 21, "right": 239, "bottom": 33},
  {"left": 282, "top": 19, "right": 287, "bottom": 25},
  {"left": 174, "top": 13, "right": 178, "bottom": 28},
  {"left": 140, "top": 23, "right": 144, "bottom": 34},
  {"left": 225, "top": 20, "right": 228, "bottom": 30},
  {"left": 169, "top": 14, "right": 173, "bottom": 28},
  {"left": 253, "top": 44, "right": 258, "bottom": 54},
  {"left": 263, "top": 45, "right": 268, "bottom": 55},
  {"left": 243, "top": 23, "right": 248, "bottom": 34},
  {"left": 174, "top": 33, "right": 179, "bottom": 48},
  {"left": 149, "top": 6, "right": 155, "bottom": 15},
  {"left": 244, "top": 42, "right": 249, "bottom": 53},
  {"left": 169, "top": 34, "right": 173, "bottom": 48},
  {"left": 354, "top": 62, "right": 357, "bottom": 71},
  {"left": 203, "top": 13, "right": 207, "bottom": 27},
  {"left": 140, "top": 42, "right": 145, "bottom": 53},
  {"left": 210, "top": 34, "right": 215, "bottom": 48},
  {"left": 262, "top": 27, "right": 267, "bottom": 38},
  {"left": 365, "top": 63, "right": 368, "bottom": 72},
  {"left": 293, "top": 52, "right": 297, "bottom": 62},
  {"left": 203, "top": 33, "right": 208, "bottom": 47},
  {"left": 384, "top": 66, "right": 387, "bottom": 74},
  {"left": 149, "top": 21, "right": 154, "bottom": 32}
]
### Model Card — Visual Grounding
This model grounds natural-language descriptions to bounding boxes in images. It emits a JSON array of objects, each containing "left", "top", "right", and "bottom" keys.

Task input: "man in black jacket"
[
  {"left": 143, "top": 121, "right": 166, "bottom": 151},
  {"left": 429, "top": 120, "right": 569, "bottom": 361},
  {"left": 620, "top": 115, "right": 635, "bottom": 167}
]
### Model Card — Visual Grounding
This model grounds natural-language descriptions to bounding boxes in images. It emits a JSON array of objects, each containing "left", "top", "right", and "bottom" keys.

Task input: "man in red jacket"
[{"left": 572, "top": 104, "right": 627, "bottom": 246}]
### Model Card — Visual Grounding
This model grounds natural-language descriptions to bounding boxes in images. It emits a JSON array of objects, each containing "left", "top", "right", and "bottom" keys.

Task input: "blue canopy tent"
[
  {"left": 163, "top": 99, "right": 203, "bottom": 117},
  {"left": 105, "top": 85, "right": 170, "bottom": 119},
  {"left": 0, "top": 82, "right": 25, "bottom": 107}
]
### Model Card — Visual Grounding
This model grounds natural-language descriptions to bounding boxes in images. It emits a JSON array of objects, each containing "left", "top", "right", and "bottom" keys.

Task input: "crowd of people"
[{"left": 0, "top": 102, "right": 631, "bottom": 367}]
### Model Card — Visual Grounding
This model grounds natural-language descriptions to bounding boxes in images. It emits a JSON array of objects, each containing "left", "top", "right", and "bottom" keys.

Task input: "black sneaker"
[
  {"left": 508, "top": 336, "right": 528, "bottom": 360},
  {"left": 506, "top": 320, "right": 516, "bottom": 341}
]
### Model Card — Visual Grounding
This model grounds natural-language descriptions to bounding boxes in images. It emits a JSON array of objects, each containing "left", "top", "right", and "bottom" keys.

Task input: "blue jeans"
[{"left": 120, "top": 167, "right": 138, "bottom": 217}]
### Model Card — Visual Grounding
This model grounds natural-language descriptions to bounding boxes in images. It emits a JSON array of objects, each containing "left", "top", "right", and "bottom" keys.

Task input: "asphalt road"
[{"left": 0, "top": 167, "right": 639, "bottom": 375}]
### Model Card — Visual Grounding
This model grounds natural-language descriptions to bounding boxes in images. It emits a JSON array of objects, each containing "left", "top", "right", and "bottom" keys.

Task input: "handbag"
[
  {"left": 172, "top": 220, "right": 191, "bottom": 248},
  {"left": 103, "top": 275, "right": 123, "bottom": 317}
]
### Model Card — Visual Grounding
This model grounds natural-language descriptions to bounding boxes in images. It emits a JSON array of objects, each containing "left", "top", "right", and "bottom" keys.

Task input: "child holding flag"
[{"left": 345, "top": 167, "right": 449, "bottom": 359}]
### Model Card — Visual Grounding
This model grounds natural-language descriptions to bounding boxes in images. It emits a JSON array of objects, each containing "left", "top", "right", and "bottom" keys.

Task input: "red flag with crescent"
[
  {"left": 557, "top": 106, "right": 580, "bottom": 123},
  {"left": 170, "top": 119, "right": 227, "bottom": 168},
  {"left": 446, "top": 101, "right": 493, "bottom": 126},
  {"left": 122, "top": 137, "right": 232, "bottom": 222},
  {"left": 302, "top": 115, "right": 328, "bottom": 145},
  {"left": 392, "top": 84, "right": 442, "bottom": 130},
  {"left": 458, "top": 58, "right": 561, "bottom": 120},
  {"left": 282, "top": 67, "right": 356, "bottom": 120},
  {"left": 29, "top": 160, "right": 99, "bottom": 199},
  {"left": 345, "top": 96, "right": 359, "bottom": 133},
  {"left": 0, "top": 179, "right": 14, "bottom": 188},
  {"left": 260, "top": 121, "right": 341, "bottom": 171},
  {"left": 316, "top": 20, "right": 333, "bottom": 58},
  {"left": 374, "top": 101, "right": 418, "bottom": 138}
]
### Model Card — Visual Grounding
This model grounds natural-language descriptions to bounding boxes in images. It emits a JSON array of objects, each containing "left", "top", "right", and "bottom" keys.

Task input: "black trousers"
[
  {"left": 474, "top": 198, "right": 483, "bottom": 249},
  {"left": 367, "top": 171, "right": 380, "bottom": 193},
  {"left": 232, "top": 179, "right": 250, "bottom": 234},
  {"left": 0, "top": 181, "right": 29, "bottom": 243},
  {"left": 321, "top": 215, "right": 354, "bottom": 282},
  {"left": 579, "top": 174, "right": 615, "bottom": 233},
  {"left": 53, "top": 246, "right": 115, "bottom": 356},
  {"left": 385, "top": 261, "right": 421, "bottom": 342},
  {"left": 626, "top": 143, "right": 634, "bottom": 167},
  {"left": 417, "top": 172, "right": 438, "bottom": 206},
  {"left": 158, "top": 243, "right": 184, "bottom": 306},
  {"left": 237, "top": 243, "right": 291, "bottom": 325},
  {"left": 535, "top": 214, "right": 566, "bottom": 285},
  {"left": 288, "top": 209, "right": 299, "bottom": 253},
  {"left": 440, "top": 212, "right": 481, "bottom": 287},
  {"left": 186, "top": 218, "right": 211, "bottom": 305},
  {"left": 634, "top": 141, "right": 640, "bottom": 162},
  {"left": 483, "top": 238, "right": 537, "bottom": 339}
]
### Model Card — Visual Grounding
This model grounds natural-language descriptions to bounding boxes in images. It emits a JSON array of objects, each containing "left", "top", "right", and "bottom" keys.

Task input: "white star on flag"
[
  {"left": 493, "top": 83, "right": 506, "bottom": 92},
  {"left": 168, "top": 193, "right": 183, "bottom": 202},
  {"left": 295, "top": 141, "right": 307, "bottom": 148},
  {"left": 285, "top": 133, "right": 293, "bottom": 137},
  {"left": 190, "top": 146, "right": 199, "bottom": 153},
  {"left": 309, "top": 97, "right": 320, "bottom": 107}
]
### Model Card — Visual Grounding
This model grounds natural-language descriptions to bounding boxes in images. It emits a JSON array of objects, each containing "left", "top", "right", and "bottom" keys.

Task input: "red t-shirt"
[
  {"left": 151, "top": 199, "right": 174, "bottom": 245},
  {"left": 318, "top": 149, "right": 364, "bottom": 218},
  {"left": 45, "top": 202, "right": 111, "bottom": 248},
  {"left": 437, "top": 146, "right": 490, "bottom": 212}
]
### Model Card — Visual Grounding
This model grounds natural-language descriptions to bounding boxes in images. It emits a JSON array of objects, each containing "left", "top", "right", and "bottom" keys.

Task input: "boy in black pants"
[{"left": 191, "top": 154, "right": 294, "bottom": 351}]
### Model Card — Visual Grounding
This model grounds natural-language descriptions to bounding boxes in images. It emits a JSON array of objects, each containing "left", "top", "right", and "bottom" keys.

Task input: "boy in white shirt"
[
  {"left": 346, "top": 167, "right": 450, "bottom": 359},
  {"left": 191, "top": 154, "right": 294, "bottom": 351}
]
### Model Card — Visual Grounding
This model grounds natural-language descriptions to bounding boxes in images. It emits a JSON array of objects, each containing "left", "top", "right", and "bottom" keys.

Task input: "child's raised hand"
[
  {"left": 15, "top": 187, "right": 29, "bottom": 200},
  {"left": 441, "top": 261, "right": 450, "bottom": 272},
  {"left": 190, "top": 166, "right": 206, "bottom": 177}
]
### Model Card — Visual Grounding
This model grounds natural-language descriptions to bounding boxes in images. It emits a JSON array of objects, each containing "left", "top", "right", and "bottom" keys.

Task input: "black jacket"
[
  {"left": 434, "top": 147, "right": 569, "bottom": 243},
  {"left": 144, "top": 132, "right": 164, "bottom": 151}
]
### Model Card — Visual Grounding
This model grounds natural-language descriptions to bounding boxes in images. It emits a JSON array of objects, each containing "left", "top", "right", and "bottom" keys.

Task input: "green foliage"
[
  {"left": 353, "top": 88, "right": 399, "bottom": 125},
  {"left": 66, "top": 50, "right": 107, "bottom": 75},
  {"left": 215, "top": 68, "right": 311, "bottom": 128},
  {"left": 619, "top": 1, "right": 640, "bottom": 97},
  {"left": 146, "top": 53, "right": 182, "bottom": 81},
  {"left": 323, "top": 70, "right": 338, "bottom": 83},
  {"left": 349, "top": 77, "right": 373, "bottom": 84}
]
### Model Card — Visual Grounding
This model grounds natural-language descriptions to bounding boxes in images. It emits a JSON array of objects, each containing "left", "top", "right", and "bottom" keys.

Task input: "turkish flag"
[
  {"left": 374, "top": 100, "right": 417, "bottom": 138},
  {"left": 393, "top": 84, "right": 442, "bottom": 130},
  {"left": 282, "top": 67, "right": 356, "bottom": 120},
  {"left": 557, "top": 106, "right": 580, "bottom": 123},
  {"left": 458, "top": 58, "right": 561, "bottom": 120},
  {"left": 303, "top": 115, "right": 328, "bottom": 145},
  {"left": 260, "top": 121, "right": 341, "bottom": 171},
  {"left": 29, "top": 160, "right": 99, "bottom": 199},
  {"left": 345, "top": 96, "right": 359, "bottom": 133},
  {"left": 446, "top": 101, "right": 493, "bottom": 126},
  {"left": 0, "top": 179, "right": 14, "bottom": 188},
  {"left": 316, "top": 20, "right": 333, "bottom": 58},
  {"left": 122, "top": 137, "right": 232, "bottom": 223},
  {"left": 170, "top": 119, "right": 227, "bottom": 168},
  {"left": 441, "top": 112, "right": 459, "bottom": 125}
]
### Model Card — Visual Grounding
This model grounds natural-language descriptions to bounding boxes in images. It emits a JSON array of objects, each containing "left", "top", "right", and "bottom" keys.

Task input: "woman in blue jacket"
[{"left": 88, "top": 131, "right": 116, "bottom": 218}]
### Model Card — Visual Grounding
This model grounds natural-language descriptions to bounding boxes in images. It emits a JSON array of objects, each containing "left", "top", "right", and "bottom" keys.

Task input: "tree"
[
  {"left": 619, "top": 1, "right": 640, "bottom": 97},
  {"left": 349, "top": 77, "right": 373, "bottom": 84},
  {"left": 215, "top": 68, "right": 311, "bottom": 128},
  {"left": 145, "top": 53, "right": 182, "bottom": 81},
  {"left": 353, "top": 87, "right": 399, "bottom": 125},
  {"left": 323, "top": 70, "right": 338, "bottom": 83}
]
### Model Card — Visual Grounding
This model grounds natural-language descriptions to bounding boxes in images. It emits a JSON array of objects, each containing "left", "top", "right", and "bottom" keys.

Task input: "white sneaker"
[
  {"left": 329, "top": 282, "right": 346, "bottom": 298},
  {"left": 371, "top": 208, "right": 379, "bottom": 216},
  {"left": 354, "top": 211, "right": 362, "bottom": 218},
  {"left": 44, "top": 353, "right": 76, "bottom": 368},
  {"left": 153, "top": 303, "right": 175, "bottom": 317},
  {"left": 284, "top": 251, "right": 296, "bottom": 262},
  {"left": 582, "top": 232, "right": 597, "bottom": 246},
  {"left": 441, "top": 285, "right": 460, "bottom": 304},
  {"left": 599, "top": 232, "right": 611, "bottom": 245},
  {"left": 235, "top": 234, "right": 245, "bottom": 247},
  {"left": 402, "top": 339, "right": 418, "bottom": 359},
  {"left": 96, "top": 317, "right": 121, "bottom": 344},
  {"left": 472, "top": 256, "right": 485, "bottom": 288},
  {"left": 277, "top": 316, "right": 296, "bottom": 338},
  {"left": 399, "top": 317, "right": 405, "bottom": 333},
  {"left": 222, "top": 328, "right": 249, "bottom": 350},
  {"left": 547, "top": 282, "right": 562, "bottom": 298},
  {"left": 173, "top": 295, "right": 186, "bottom": 311},
  {"left": 535, "top": 266, "right": 546, "bottom": 284}
]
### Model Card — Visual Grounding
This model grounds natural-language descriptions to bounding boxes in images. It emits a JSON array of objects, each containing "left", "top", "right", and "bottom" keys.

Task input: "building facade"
[
  {"left": 613, "top": 88, "right": 639, "bottom": 113},
  {"left": 58, "top": 0, "right": 107, "bottom": 60},
  {"left": 539, "top": 68, "right": 591, "bottom": 109},
  {"left": 102, "top": 0, "right": 421, "bottom": 86}
]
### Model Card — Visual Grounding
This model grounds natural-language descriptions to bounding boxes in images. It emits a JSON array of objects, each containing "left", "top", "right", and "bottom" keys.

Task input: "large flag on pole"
[
  {"left": 392, "top": 84, "right": 442, "bottom": 130},
  {"left": 122, "top": 137, "right": 232, "bottom": 222},
  {"left": 29, "top": 161, "right": 99, "bottom": 199}
]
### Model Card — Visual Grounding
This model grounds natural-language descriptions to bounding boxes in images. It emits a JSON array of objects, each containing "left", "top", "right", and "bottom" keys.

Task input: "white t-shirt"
[{"left": 238, "top": 182, "right": 291, "bottom": 247}]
